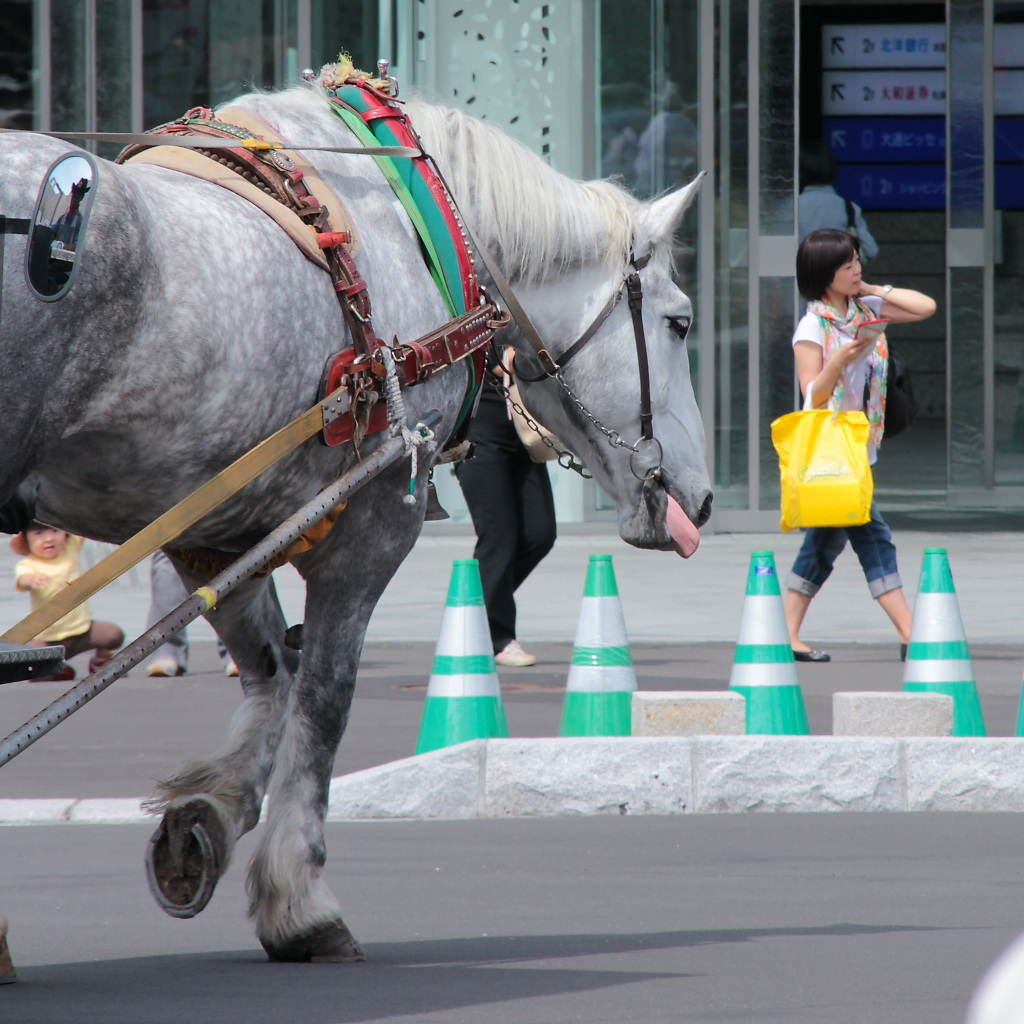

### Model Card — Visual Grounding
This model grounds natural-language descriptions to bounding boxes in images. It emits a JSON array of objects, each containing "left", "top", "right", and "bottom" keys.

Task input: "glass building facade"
[{"left": 0, "top": 0, "right": 1014, "bottom": 527}]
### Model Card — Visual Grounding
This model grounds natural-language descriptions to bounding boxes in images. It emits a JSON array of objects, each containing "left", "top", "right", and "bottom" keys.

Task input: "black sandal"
[{"left": 793, "top": 649, "right": 831, "bottom": 663}]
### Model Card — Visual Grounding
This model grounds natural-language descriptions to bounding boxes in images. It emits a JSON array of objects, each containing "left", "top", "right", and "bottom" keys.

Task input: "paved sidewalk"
[{"left": 2, "top": 525, "right": 1022, "bottom": 646}]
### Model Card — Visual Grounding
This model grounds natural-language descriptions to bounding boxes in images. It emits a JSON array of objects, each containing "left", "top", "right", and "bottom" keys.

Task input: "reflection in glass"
[
  {"left": 759, "top": 276, "right": 796, "bottom": 508},
  {"left": 714, "top": 0, "right": 750, "bottom": 505},
  {"left": 599, "top": 0, "right": 700, "bottom": 213},
  {"left": 995, "top": 210, "right": 1024, "bottom": 481},
  {"left": 599, "top": 0, "right": 702, "bottom": 398},
  {"left": 27, "top": 155, "right": 95, "bottom": 299},
  {"left": 947, "top": 0, "right": 986, "bottom": 489},
  {"left": 949, "top": 266, "right": 985, "bottom": 484},
  {"left": 0, "top": 0, "right": 34, "bottom": 129},
  {"left": 311, "top": 0, "right": 378, "bottom": 82},
  {"left": 993, "top": 3, "right": 1024, "bottom": 485},
  {"left": 949, "top": 0, "right": 985, "bottom": 229},
  {"left": 759, "top": 0, "right": 794, "bottom": 235},
  {"left": 599, "top": 0, "right": 655, "bottom": 196},
  {"left": 143, "top": 0, "right": 301, "bottom": 128},
  {"left": 50, "top": 0, "right": 87, "bottom": 132},
  {"left": 96, "top": 0, "right": 134, "bottom": 159}
]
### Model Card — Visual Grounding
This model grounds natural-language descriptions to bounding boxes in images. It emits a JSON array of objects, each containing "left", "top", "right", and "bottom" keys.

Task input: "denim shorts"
[{"left": 786, "top": 503, "right": 902, "bottom": 599}]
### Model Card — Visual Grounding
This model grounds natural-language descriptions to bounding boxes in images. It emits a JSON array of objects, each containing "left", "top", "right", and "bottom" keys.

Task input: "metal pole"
[{"left": 0, "top": 416, "right": 437, "bottom": 769}]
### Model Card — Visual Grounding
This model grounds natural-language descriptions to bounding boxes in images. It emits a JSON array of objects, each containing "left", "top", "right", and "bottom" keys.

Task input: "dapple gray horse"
[{"left": 0, "top": 85, "right": 712, "bottom": 961}]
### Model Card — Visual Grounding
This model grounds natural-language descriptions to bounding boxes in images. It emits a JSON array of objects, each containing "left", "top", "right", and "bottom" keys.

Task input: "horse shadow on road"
[{"left": 3, "top": 922, "right": 936, "bottom": 1024}]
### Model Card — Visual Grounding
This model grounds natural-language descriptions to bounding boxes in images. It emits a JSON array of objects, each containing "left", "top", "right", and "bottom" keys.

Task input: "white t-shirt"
[{"left": 793, "top": 294, "right": 884, "bottom": 463}]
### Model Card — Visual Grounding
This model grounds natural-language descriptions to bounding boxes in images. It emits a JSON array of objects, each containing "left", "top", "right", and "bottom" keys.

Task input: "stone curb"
[
  {"left": 0, "top": 797, "right": 152, "bottom": 826},
  {"left": 3, "top": 737, "right": 1022, "bottom": 824},
  {"left": 327, "top": 736, "right": 1024, "bottom": 818}
]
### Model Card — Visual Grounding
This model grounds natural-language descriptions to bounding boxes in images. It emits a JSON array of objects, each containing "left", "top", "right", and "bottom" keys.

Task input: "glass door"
[
  {"left": 993, "top": 1, "right": 1024, "bottom": 488},
  {"left": 710, "top": 0, "right": 798, "bottom": 527}
]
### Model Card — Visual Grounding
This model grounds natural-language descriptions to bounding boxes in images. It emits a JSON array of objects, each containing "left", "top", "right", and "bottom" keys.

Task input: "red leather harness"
[{"left": 118, "top": 89, "right": 506, "bottom": 451}]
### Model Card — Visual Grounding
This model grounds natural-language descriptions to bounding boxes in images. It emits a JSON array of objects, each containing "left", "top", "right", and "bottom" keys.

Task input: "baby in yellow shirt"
[{"left": 14, "top": 523, "right": 125, "bottom": 680}]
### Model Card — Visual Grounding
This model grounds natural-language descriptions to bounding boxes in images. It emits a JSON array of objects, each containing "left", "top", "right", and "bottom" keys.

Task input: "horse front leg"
[
  {"left": 246, "top": 493, "right": 421, "bottom": 961},
  {"left": 145, "top": 568, "right": 299, "bottom": 919}
]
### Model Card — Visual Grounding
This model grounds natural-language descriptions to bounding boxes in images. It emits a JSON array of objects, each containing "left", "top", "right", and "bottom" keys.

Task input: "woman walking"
[
  {"left": 454, "top": 350, "right": 557, "bottom": 667},
  {"left": 785, "top": 228, "right": 936, "bottom": 662}
]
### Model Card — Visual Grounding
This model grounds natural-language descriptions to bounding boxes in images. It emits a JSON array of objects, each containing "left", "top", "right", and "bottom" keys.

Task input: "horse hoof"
[
  {"left": 145, "top": 799, "right": 226, "bottom": 919},
  {"left": 261, "top": 920, "right": 366, "bottom": 963},
  {"left": 0, "top": 934, "right": 16, "bottom": 984}
]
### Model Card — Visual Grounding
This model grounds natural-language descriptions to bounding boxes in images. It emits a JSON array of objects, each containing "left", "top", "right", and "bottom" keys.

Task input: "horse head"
[
  {"left": 511, "top": 176, "right": 712, "bottom": 557},
  {"left": 407, "top": 101, "right": 712, "bottom": 556}
]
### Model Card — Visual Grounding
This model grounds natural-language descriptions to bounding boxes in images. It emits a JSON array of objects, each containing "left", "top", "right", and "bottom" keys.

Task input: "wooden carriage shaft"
[{"left": 0, "top": 420, "right": 435, "bottom": 770}]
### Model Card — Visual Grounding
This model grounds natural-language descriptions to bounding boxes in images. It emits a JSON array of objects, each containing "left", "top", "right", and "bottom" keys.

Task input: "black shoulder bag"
[{"left": 864, "top": 351, "right": 917, "bottom": 439}]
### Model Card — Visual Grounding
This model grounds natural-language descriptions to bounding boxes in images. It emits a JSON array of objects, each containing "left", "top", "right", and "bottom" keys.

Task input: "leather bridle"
[{"left": 468, "top": 233, "right": 663, "bottom": 481}]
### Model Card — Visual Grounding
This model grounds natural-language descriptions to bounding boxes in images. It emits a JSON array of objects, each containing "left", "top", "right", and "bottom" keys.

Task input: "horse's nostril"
[{"left": 696, "top": 492, "right": 713, "bottom": 528}]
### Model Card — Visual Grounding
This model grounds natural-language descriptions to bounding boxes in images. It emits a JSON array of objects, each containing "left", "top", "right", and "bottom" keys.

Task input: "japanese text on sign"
[
  {"left": 822, "top": 24, "right": 946, "bottom": 70},
  {"left": 822, "top": 71, "right": 946, "bottom": 116}
]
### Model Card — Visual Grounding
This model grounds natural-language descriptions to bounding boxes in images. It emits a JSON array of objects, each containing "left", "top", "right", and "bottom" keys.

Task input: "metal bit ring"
[{"left": 629, "top": 436, "right": 664, "bottom": 482}]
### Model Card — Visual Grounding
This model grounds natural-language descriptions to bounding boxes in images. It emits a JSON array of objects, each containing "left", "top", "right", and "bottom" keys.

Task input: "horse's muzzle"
[{"left": 617, "top": 477, "right": 712, "bottom": 556}]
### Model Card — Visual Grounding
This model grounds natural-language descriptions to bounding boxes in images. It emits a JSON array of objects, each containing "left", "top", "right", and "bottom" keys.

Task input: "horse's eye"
[{"left": 666, "top": 315, "right": 691, "bottom": 341}]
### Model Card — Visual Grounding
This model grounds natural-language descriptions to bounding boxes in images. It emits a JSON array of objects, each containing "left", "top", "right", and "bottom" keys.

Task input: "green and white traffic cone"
[
  {"left": 559, "top": 554, "right": 636, "bottom": 736},
  {"left": 728, "top": 551, "right": 809, "bottom": 735},
  {"left": 903, "top": 548, "right": 986, "bottom": 736},
  {"left": 1015, "top": 667, "right": 1024, "bottom": 737},
  {"left": 415, "top": 559, "right": 509, "bottom": 755}
]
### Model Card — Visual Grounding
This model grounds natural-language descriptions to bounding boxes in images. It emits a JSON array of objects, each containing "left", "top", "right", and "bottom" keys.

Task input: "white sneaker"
[
  {"left": 224, "top": 660, "right": 240, "bottom": 677},
  {"left": 495, "top": 640, "right": 537, "bottom": 668},
  {"left": 147, "top": 658, "right": 183, "bottom": 678}
]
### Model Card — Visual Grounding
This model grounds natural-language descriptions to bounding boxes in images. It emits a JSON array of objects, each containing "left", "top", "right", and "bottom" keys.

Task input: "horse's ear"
[{"left": 634, "top": 171, "right": 707, "bottom": 252}]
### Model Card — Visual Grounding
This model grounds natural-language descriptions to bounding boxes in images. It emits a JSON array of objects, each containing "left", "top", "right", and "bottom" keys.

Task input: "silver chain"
[
  {"left": 489, "top": 368, "right": 664, "bottom": 483},
  {"left": 552, "top": 370, "right": 641, "bottom": 454},
  {"left": 489, "top": 377, "right": 592, "bottom": 478},
  {"left": 551, "top": 371, "right": 664, "bottom": 483}
]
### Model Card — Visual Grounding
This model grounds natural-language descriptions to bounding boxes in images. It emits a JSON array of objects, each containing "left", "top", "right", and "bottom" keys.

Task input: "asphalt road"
[
  {"left": 3, "top": 814, "right": 1023, "bottom": 1023},
  {"left": 0, "top": 640, "right": 1020, "bottom": 799}
]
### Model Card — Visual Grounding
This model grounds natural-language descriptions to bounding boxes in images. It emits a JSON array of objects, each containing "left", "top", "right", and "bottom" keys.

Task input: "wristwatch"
[{"left": 881, "top": 284, "right": 894, "bottom": 299}]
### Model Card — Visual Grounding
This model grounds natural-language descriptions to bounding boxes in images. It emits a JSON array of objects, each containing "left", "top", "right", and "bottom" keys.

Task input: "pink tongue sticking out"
[{"left": 666, "top": 495, "right": 700, "bottom": 559}]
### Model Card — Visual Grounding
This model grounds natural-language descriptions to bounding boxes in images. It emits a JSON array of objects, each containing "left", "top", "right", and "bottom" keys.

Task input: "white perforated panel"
[{"left": 407, "top": 0, "right": 592, "bottom": 177}]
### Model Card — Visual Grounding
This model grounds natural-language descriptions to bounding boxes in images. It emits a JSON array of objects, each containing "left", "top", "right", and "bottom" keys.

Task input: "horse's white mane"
[
  {"left": 255, "top": 87, "right": 641, "bottom": 285},
  {"left": 403, "top": 101, "right": 642, "bottom": 284}
]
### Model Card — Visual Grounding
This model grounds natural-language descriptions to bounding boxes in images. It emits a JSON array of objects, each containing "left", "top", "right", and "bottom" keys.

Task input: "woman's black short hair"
[
  {"left": 797, "top": 229, "right": 861, "bottom": 301},
  {"left": 799, "top": 142, "right": 837, "bottom": 189}
]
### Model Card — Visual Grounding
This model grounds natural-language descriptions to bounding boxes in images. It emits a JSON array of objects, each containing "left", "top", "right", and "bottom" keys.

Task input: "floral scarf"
[{"left": 807, "top": 296, "right": 889, "bottom": 447}]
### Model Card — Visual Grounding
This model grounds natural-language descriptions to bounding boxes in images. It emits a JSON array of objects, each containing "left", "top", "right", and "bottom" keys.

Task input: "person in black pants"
[{"left": 454, "top": 352, "right": 557, "bottom": 667}]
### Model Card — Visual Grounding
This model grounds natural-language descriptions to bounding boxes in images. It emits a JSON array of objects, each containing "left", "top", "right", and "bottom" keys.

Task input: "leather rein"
[{"left": 468, "top": 234, "right": 663, "bottom": 482}]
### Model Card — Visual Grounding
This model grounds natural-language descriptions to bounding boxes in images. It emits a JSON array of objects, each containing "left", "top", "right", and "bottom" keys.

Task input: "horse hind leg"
[{"left": 145, "top": 570, "right": 298, "bottom": 919}]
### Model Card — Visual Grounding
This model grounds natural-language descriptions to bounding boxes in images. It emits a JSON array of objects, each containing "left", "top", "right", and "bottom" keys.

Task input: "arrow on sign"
[
  {"left": 831, "top": 36, "right": 845, "bottom": 54},
  {"left": 831, "top": 83, "right": 845, "bottom": 101},
  {"left": 831, "top": 129, "right": 847, "bottom": 149}
]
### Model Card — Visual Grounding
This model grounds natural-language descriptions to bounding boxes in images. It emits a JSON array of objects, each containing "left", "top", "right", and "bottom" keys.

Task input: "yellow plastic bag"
[{"left": 771, "top": 400, "right": 873, "bottom": 532}]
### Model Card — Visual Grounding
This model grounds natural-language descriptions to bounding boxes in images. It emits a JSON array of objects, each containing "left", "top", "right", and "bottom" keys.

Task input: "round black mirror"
[{"left": 26, "top": 153, "right": 97, "bottom": 300}]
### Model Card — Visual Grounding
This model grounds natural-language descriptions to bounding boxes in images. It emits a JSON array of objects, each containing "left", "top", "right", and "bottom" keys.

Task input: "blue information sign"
[
  {"left": 823, "top": 117, "right": 945, "bottom": 163},
  {"left": 834, "top": 164, "right": 945, "bottom": 209},
  {"left": 996, "top": 164, "right": 1024, "bottom": 209},
  {"left": 996, "top": 118, "right": 1024, "bottom": 162}
]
